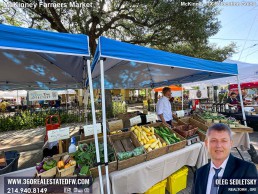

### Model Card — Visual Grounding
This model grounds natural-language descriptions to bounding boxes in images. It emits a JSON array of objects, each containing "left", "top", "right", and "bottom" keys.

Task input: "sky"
[{"left": 208, "top": 0, "right": 258, "bottom": 64}]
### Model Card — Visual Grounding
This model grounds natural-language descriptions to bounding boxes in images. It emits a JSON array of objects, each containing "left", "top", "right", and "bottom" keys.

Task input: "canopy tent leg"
[
  {"left": 84, "top": 88, "right": 90, "bottom": 125},
  {"left": 66, "top": 88, "right": 68, "bottom": 111},
  {"left": 100, "top": 59, "right": 111, "bottom": 194},
  {"left": 86, "top": 59, "right": 104, "bottom": 194},
  {"left": 181, "top": 86, "right": 184, "bottom": 111},
  {"left": 237, "top": 75, "right": 247, "bottom": 126}
]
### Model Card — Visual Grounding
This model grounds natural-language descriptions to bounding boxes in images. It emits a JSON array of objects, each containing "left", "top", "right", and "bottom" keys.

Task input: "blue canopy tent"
[
  {"left": 0, "top": 24, "right": 106, "bottom": 194},
  {"left": 91, "top": 37, "right": 238, "bottom": 89},
  {"left": 88, "top": 36, "right": 249, "bottom": 194},
  {"left": 0, "top": 24, "right": 89, "bottom": 90}
]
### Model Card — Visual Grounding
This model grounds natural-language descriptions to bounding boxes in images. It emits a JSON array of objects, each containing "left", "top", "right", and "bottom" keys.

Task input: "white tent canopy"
[
  {"left": 183, "top": 59, "right": 258, "bottom": 87},
  {"left": 0, "top": 90, "right": 27, "bottom": 98}
]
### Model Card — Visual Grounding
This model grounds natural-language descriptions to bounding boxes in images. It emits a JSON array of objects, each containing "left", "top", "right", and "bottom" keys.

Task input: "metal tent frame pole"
[
  {"left": 100, "top": 59, "right": 111, "bottom": 194},
  {"left": 181, "top": 86, "right": 184, "bottom": 110},
  {"left": 86, "top": 59, "right": 104, "bottom": 194},
  {"left": 237, "top": 75, "right": 247, "bottom": 126}
]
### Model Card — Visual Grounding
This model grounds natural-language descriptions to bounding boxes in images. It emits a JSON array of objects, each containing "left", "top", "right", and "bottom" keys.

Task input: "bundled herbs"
[
  {"left": 117, "top": 146, "right": 144, "bottom": 161},
  {"left": 72, "top": 142, "right": 115, "bottom": 176}
]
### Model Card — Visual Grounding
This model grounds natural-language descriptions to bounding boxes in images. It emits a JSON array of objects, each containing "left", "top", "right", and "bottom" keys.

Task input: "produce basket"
[
  {"left": 173, "top": 125, "right": 198, "bottom": 138},
  {"left": 109, "top": 131, "right": 146, "bottom": 170},
  {"left": 135, "top": 123, "right": 168, "bottom": 161},
  {"left": 178, "top": 117, "right": 208, "bottom": 142},
  {"left": 56, "top": 154, "right": 76, "bottom": 177},
  {"left": 107, "top": 119, "right": 124, "bottom": 135},
  {"left": 36, "top": 157, "right": 57, "bottom": 178},
  {"left": 78, "top": 137, "right": 117, "bottom": 178},
  {"left": 117, "top": 112, "right": 138, "bottom": 128}
]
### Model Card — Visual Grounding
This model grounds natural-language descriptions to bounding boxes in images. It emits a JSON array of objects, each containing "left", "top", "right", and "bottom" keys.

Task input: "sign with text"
[
  {"left": 146, "top": 114, "right": 157, "bottom": 123},
  {"left": 176, "top": 110, "right": 185, "bottom": 118},
  {"left": 108, "top": 120, "right": 123, "bottom": 132},
  {"left": 84, "top": 123, "right": 102, "bottom": 137},
  {"left": 29, "top": 90, "right": 58, "bottom": 101},
  {"left": 48, "top": 127, "right": 70, "bottom": 143},
  {"left": 129, "top": 115, "right": 142, "bottom": 126}
]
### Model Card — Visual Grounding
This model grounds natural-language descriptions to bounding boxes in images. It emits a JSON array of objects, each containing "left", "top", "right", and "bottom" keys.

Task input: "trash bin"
[{"left": 0, "top": 151, "right": 20, "bottom": 175}]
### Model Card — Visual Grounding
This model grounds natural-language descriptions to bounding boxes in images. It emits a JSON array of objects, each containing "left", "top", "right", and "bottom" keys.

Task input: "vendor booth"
[{"left": 87, "top": 36, "right": 243, "bottom": 194}]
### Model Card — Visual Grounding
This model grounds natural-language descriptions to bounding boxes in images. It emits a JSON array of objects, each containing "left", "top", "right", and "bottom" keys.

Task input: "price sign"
[
  {"left": 129, "top": 115, "right": 142, "bottom": 126},
  {"left": 84, "top": 123, "right": 102, "bottom": 137},
  {"left": 146, "top": 114, "right": 157, "bottom": 123},
  {"left": 176, "top": 110, "right": 185, "bottom": 118},
  {"left": 48, "top": 127, "right": 70, "bottom": 143},
  {"left": 108, "top": 120, "right": 123, "bottom": 132}
]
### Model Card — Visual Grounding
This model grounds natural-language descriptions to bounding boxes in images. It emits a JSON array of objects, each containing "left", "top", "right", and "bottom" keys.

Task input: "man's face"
[
  {"left": 231, "top": 94, "right": 237, "bottom": 99},
  {"left": 205, "top": 130, "right": 232, "bottom": 163},
  {"left": 165, "top": 90, "right": 171, "bottom": 98}
]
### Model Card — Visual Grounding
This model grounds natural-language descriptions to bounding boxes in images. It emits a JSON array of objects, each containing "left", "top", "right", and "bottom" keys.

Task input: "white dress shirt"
[
  {"left": 206, "top": 156, "right": 229, "bottom": 194},
  {"left": 156, "top": 96, "right": 172, "bottom": 121}
]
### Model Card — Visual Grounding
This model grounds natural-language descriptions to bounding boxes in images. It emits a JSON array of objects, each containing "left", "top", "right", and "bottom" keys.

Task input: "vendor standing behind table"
[
  {"left": 226, "top": 92, "right": 239, "bottom": 108},
  {"left": 156, "top": 87, "right": 173, "bottom": 127}
]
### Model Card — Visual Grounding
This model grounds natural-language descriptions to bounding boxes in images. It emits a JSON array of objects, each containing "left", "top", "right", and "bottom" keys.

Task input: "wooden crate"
[
  {"left": 173, "top": 125, "right": 198, "bottom": 138},
  {"left": 230, "top": 125, "right": 253, "bottom": 133},
  {"left": 117, "top": 112, "right": 138, "bottom": 128},
  {"left": 36, "top": 166, "right": 57, "bottom": 178},
  {"left": 109, "top": 131, "right": 146, "bottom": 170},
  {"left": 167, "top": 128, "right": 187, "bottom": 153},
  {"left": 57, "top": 165, "right": 76, "bottom": 177},
  {"left": 143, "top": 123, "right": 170, "bottom": 160},
  {"left": 78, "top": 136, "right": 117, "bottom": 178},
  {"left": 108, "top": 119, "right": 124, "bottom": 135},
  {"left": 178, "top": 118, "right": 208, "bottom": 132},
  {"left": 197, "top": 130, "right": 206, "bottom": 141}
]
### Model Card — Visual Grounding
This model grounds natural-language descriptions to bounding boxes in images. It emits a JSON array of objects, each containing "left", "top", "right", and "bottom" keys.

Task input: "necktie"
[{"left": 210, "top": 167, "right": 222, "bottom": 194}]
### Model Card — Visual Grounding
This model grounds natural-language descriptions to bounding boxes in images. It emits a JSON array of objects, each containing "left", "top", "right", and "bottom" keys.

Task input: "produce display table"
[
  {"left": 220, "top": 112, "right": 258, "bottom": 131},
  {"left": 232, "top": 132, "right": 250, "bottom": 150},
  {"left": 109, "top": 142, "right": 207, "bottom": 194}
]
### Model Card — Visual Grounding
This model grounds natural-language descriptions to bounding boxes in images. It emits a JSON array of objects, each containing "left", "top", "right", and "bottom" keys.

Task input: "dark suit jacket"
[{"left": 192, "top": 154, "right": 258, "bottom": 194}]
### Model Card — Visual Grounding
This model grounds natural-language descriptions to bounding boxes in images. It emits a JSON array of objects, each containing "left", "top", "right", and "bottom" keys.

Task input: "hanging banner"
[
  {"left": 48, "top": 127, "right": 70, "bottom": 143},
  {"left": 29, "top": 90, "right": 58, "bottom": 101},
  {"left": 189, "top": 89, "right": 208, "bottom": 99}
]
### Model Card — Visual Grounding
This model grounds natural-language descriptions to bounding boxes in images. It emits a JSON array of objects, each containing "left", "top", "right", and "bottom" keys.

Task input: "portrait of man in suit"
[{"left": 192, "top": 123, "right": 258, "bottom": 194}]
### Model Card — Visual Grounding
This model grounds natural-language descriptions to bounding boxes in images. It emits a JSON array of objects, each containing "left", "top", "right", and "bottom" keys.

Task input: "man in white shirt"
[
  {"left": 156, "top": 87, "right": 173, "bottom": 127},
  {"left": 192, "top": 124, "right": 258, "bottom": 194}
]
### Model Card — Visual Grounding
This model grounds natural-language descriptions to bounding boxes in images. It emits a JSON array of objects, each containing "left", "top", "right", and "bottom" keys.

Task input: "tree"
[
  {"left": 1, "top": 0, "right": 236, "bottom": 117},
  {"left": 1, "top": 0, "right": 235, "bottom": 59}
]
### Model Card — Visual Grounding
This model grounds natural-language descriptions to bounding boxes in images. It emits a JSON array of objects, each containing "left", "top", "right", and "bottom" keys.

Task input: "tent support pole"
[
  {"left": 237, "top": 75, "right": 247, "bottom": 126},
  {"left": 87, "top": 60, "right": 104, "bottom": 194},
  {"left": 100, "top": 59, "right": 111, "bottom": 194},
  {"left": 181, "top": 86, "right": 184, "bottom": 110}
]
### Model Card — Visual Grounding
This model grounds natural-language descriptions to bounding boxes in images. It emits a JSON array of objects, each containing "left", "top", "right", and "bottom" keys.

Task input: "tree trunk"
[{"left": 105, "top": 90, "right": 113, "bottom": 118}]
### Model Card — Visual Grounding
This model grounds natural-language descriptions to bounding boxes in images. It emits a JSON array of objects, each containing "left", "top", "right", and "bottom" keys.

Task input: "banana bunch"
[{"left": 130, "top": 126, "right": 167, "bottom": 152}]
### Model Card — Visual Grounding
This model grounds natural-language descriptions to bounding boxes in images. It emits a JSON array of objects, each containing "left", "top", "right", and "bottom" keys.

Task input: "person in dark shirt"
[{"left": 226, "top": 92, "right": 239, "bottom": 108}]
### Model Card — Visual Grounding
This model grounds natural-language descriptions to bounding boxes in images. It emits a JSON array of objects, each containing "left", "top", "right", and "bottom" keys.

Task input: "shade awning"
[
  {"left": 91, "top": 36, "right": 238, "bottom": 89},
  {"left": 154, "top": 85, "right": 183, "bottom": 92},
  {"left": 0, "top": 24, "right": 90, "bottom": 90}
]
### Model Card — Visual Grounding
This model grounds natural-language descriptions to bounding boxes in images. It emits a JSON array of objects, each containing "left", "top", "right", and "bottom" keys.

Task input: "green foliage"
[
  {"left": 0, "top": 109, "right": 84, "bottom": 132},
  {"left": 2, "top": 0, "right": 235, "bottom": 59}
]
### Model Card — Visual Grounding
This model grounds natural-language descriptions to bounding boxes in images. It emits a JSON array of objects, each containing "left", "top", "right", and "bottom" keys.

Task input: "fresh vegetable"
[
  {"left": 155, "top": 127, "right": 181, "bottom": 145},
  {"left": 72, "top": 142, "right": 115, "bottom": 175},
  {"left": 117, "top": 146, "right": 144, "bottom": 161},
  {"left": 57, "top": 161, "right": 65, "bottom": 169},
  {"left": 36, "top": 157, "right": 56, "bottom": 173},
  {"left": 130, "top": 125, "right": 167, "bottom": 151}
]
